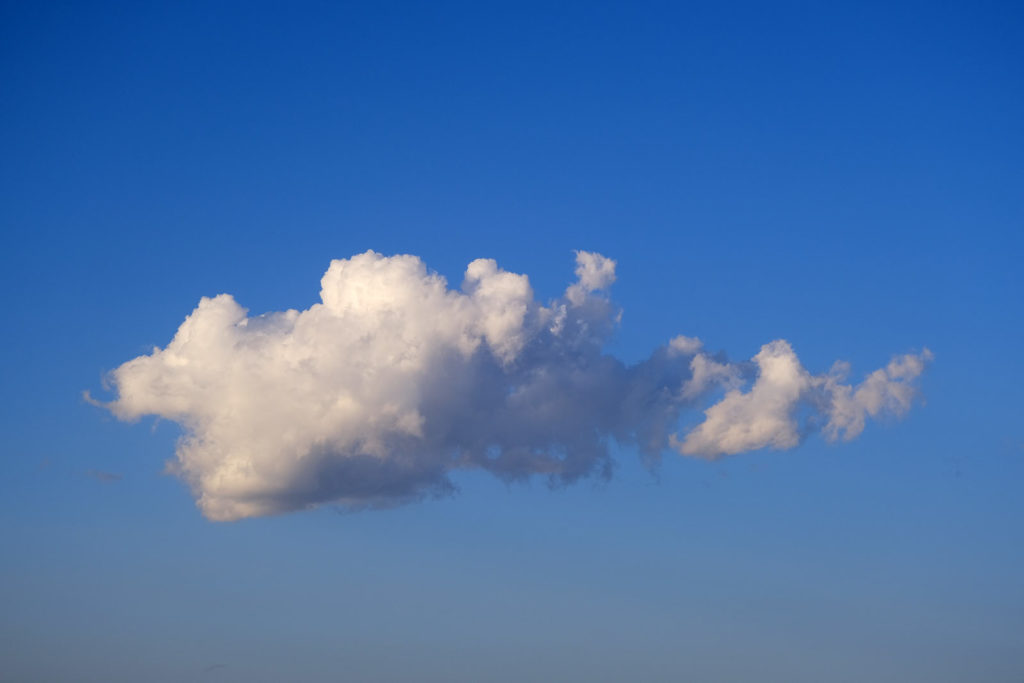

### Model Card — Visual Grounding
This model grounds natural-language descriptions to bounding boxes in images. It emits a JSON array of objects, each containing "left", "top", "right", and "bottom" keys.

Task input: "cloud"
[
  {"left": 86, "top": 469, "right": 123, "bottom": 483},
  {"left": 98, "top": 250, "right": 930, "bottom": 520},
  {"left": 673, "top": 341, "right": 931, "bottom": 457},
  {"left": 819, "top": 350, "right": 934, "bottom": 442}
]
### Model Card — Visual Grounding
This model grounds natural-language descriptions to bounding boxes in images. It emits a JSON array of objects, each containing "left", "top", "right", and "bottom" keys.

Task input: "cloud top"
[{"left": 101, "top": 251, "right": 930, "bottom": 520}]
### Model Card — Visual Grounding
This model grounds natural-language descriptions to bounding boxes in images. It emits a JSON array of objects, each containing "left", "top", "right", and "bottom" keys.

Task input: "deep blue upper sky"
[{"left": 2, "top": 3, "right": 1022, "bottom": 681}]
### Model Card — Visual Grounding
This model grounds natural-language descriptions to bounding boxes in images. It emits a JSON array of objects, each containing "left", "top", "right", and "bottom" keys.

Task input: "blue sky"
[{"left": 1, "top": 2, "right": 1022, "bottom": 681}]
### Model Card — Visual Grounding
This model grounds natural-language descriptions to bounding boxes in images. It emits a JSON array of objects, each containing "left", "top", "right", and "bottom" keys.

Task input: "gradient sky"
[{"left": 2, "top": 2, "right": 1022, "bottom": 681}]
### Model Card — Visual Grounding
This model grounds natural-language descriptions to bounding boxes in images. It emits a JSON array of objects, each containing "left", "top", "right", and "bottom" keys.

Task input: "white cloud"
[
  {"left": 668, "top": 335, "right": 703, "bottom": 356},
  {"left": 565, "top": 251, "right": 617, "bottom": 305},
  {"left": 674, "top": 342, "right": 932, "bottom": 458},
  {"left": 819, "top": 349, "right": 934, "bottom": 442},
  {"left": 99, "top": 250, "right": 931, "bottom": 520},
  {"left": 675, "top": 340, "right": 810, "bottom": 456},
  {"left": 680, "top": 351, "right": 742, "bottom": 400}
]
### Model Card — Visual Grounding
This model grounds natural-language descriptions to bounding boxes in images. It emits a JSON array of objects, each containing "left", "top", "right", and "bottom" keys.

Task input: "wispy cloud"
[
  {"left": 86, "top": 469, "right": 123, "bottom": 483},
  {"left": 95, "top": 251, "right": 930, "bottom": 520}
]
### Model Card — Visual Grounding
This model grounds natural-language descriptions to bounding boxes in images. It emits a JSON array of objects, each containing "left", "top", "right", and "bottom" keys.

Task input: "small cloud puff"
[
  {"left": 99, "top": 251, "right": 930, "bottom": 520},
  {"left": 86, "top": 469, "right": 123, "bottom": 483},
  {"left": 674, "top": 341, "right": 931, "bottom": 457}
]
